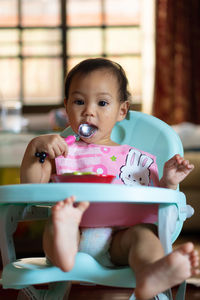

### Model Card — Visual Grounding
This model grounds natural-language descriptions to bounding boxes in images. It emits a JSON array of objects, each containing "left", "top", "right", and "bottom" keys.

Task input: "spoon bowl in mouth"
[{"left": 78, "top": 124, "right": 97, "bottom": 138}]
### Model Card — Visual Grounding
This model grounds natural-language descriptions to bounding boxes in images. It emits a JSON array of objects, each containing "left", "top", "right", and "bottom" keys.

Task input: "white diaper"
[{"left": 79, "top": 227, "right": 114, "bottom": 267}]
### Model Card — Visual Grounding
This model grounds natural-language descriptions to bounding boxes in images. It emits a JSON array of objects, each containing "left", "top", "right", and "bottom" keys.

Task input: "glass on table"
[{"left": 0, "top": 100, "right": 22, "bottom": 133}]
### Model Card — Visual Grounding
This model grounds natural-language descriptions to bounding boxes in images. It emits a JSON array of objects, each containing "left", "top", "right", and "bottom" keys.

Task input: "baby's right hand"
[{"left": 31, "top": 134, "right": 68, "bottom": 160}]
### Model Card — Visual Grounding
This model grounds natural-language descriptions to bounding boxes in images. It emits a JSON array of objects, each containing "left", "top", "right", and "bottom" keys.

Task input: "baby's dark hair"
[{"left": 64, "top": 58, "right": 131, "bottom": 103}]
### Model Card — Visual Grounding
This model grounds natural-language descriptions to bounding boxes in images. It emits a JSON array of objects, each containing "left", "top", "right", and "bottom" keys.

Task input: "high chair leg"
[
  {"left": 17, "top": 290, "right": 28, "bottom": 300},
  {"left": 17, "top": 282, "right": 72, "bottom": 300},
  {"left": 158, "top": 204, "right": 178, "bottom": 255},
  {"left": 129, "top": 292, "right": 135, "bottom": 300},
  {"left": 129, "top": 289, "right": 172, "bottom": 300},
  {"left": 174, "top": 281, "right": 186, "bottom": 300},
  {"left": 0, "top": 205, "right": 27, "bottom": 266}
]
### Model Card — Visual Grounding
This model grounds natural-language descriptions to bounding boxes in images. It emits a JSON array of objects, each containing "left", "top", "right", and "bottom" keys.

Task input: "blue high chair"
[{"left": 0, "top": 111, "right": 194, "bottom": 300}]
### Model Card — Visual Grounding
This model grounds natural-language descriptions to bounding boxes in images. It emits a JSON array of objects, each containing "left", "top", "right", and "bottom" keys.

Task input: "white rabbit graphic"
[{"left": 120, "top": 149, "right": 154, "bottom": 186}]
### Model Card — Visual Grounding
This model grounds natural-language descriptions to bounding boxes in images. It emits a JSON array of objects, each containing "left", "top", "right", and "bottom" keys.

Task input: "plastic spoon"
[{"left": 35, "top": 124, "right": 97, "bottom": 163}]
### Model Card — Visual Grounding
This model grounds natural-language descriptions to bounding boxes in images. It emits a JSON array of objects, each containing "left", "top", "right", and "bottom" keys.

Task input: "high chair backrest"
[{"left": 62, "top": 110, "right": 184, "bottom": 179}]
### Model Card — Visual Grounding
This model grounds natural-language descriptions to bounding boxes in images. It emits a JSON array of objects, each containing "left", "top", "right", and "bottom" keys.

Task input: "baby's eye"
[
  {"left": 98, "top": 100, "right": 108, "bottom": 107},
  {"left": 74, "top": 99, "right": 84, "bottom": 105},
  {"left": 128, "top": 174, "right": 131, "bottom": 178}
]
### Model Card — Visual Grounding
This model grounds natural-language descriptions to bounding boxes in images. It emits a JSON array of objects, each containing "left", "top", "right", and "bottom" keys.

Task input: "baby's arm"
[
  {"left": 20, "top": 134, "right": 68, "bottom": 183},
  {"left": 159, "top": 154, "right": 194, "bottom": 190}
]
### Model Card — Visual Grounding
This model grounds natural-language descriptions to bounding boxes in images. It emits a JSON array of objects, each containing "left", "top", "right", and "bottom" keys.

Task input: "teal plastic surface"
[
  {"left": 0, "top": 184, "right": 187, "bottom": 234},
  {"left": 2, "top": 253, "right": 135, "bottom": 289}
]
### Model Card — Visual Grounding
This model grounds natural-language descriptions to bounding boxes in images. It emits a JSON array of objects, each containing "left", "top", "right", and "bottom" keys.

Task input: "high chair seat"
[
  {"left": 2, "top": 252, "right": 135, "bottom": 289},
  {"left": 0, "top": 111, "right": 192, "bottom": 300}
]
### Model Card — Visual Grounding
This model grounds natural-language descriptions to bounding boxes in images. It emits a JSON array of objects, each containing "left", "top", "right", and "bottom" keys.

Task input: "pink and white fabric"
[{"left": 55, "top": 141, "right": 159, "bottom": 187}]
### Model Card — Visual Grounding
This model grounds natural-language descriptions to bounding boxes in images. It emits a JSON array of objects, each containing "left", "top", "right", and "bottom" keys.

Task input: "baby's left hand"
[{"left": 160, "top": 154, "right": 194, "bottom": 190}]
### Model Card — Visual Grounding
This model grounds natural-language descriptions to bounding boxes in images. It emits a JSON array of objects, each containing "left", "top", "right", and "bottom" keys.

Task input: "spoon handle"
[{"left": 64, "top": 135, "right": 76, "bottom": 145}]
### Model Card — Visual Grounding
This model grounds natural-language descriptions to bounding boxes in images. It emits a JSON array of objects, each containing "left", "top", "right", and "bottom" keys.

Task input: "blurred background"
[{"left": 0, "top": 0, "right": 199, "bottom": 125}]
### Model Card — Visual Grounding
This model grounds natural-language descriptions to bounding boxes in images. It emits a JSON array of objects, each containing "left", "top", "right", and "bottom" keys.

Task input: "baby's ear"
[
  {"left": 118, "top": 101, "right": 130, "bottom": 121},
  {"left": 64, "top": 98, "right": 69, "bottom": 113},
  {"left": 64, "top": 98, "right": 67, "bottom": 108}
]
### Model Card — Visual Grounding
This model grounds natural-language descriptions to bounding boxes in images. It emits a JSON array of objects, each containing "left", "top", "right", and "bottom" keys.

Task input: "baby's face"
[{"left": 65, "top": 69, "right": 128, "bottom": 146}]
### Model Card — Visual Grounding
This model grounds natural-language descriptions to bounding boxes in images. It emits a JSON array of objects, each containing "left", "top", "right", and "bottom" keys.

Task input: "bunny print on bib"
[
  {"left": 55, "top": 141, "right": 159, "bottom": 187},
  {"left": 120, "top": 148, "right": 155, "bottom": 186}
]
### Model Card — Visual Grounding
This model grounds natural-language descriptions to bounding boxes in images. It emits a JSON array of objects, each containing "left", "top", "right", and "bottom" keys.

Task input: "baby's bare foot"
[
  {"left": 135, "top": 242, "right": 199, "bottom": 300},
  {"left": 52, "top": 196, "right": 89, "bottom": 272}
]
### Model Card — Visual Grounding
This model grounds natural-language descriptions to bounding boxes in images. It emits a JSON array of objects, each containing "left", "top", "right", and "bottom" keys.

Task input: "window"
[{"left": 0, "top": 0, "right": 155, "bottom": 113}]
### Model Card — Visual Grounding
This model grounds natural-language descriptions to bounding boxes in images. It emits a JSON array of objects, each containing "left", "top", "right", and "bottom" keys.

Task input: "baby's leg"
[
  {"left": 110, "top": 225, "right": 199, "bottom": 300},
  {"left": 43, "top": 196, "right": 89, "bottom": 272}
]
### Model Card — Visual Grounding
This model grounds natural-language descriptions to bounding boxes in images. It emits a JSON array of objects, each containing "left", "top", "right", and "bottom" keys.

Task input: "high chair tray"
[
  {"left": 0, "top": 184, "right": 187, "bottom": 230},
  {"left": 0, "top": 183, "right": 185, "bottom": 204}
]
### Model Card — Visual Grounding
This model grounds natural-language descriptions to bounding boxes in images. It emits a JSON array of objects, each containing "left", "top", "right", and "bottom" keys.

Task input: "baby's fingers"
[
  {"left": 36, "top": 135, "right": 68, "bottom": 159},
  {"left": 178, "top": 158, "right": 194, "bottom": 170},
  {"left": 165, "top": 154, "right": 180, "bottom": 168},
  {"left": 49, "top": 140, "right": 68, "bottom": 158},
  {"left": 174, "top": 155, "right": 194, "bottom": 170},
  {"left": 47, "top": 143, "right": 62, "bottom": 158},
  {"left": 182, "top": 160, "right": 194, "bottom": 170},
  {"left": 60, "top": 137, "right": 69, "bottom": 157}
]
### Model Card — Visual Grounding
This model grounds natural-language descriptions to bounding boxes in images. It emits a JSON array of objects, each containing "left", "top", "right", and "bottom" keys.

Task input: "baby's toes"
[
  {"left": 190, "top": 250, "right": 199, "bottom": 261},
  {"left": 192, "top": 267, "right": 200, "bottom": 276},
  {"left": 52, "top": 201, "right": 64, "bottom": 211},
  {"left": 63, "top": 196, "right": 75, "bottom": 206},
  {"left": 191, "top": 257, "right": 199, "bottom": 269},
  {"left": 77, "top": 201, "right": 90, "bottom": 213}
]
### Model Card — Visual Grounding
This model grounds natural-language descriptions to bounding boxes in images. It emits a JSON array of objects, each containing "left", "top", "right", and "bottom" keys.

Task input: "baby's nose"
[{"left": 83, "top": 104, "right": 95, "bottom": 116}]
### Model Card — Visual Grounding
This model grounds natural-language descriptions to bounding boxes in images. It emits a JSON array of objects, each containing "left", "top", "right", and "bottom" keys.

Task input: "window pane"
[
  {"left": 68, "top": 56, "right": 142, "bottom": 103},
  {"left": 21, "top": 0, "right": 60, "bottom": 27},
  {"left": 22, "top": 29, "right": 62, "bottom": 56},
  {"left": 109, "top": 56, "right": 142, "bottom": 102},
  {"left": 67, "top": 29, "right": 102, "bottom": 56},
  {"left": 23, "top": 58, "right": 62, "bottom": 105},
  {"left": 67, "top": 57, "right": 91, "bottom": 72},
  {"left": 0, "top": 29, "right": 19, "bottom": 56},
  {"left": 67, "top": 0, "right": 101, "bottom": 26},
  {"left": 0, "top": 0, "right": 18, "bottom": 26},
  {"left": 105, "top": 0, "right": 141, "bottom": 25},
  {"left": 105, "top": 28, "right": 141, "bottom": 54},
  {"left": 0, "top": 59, "right": 20, "bottom": 100}
]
